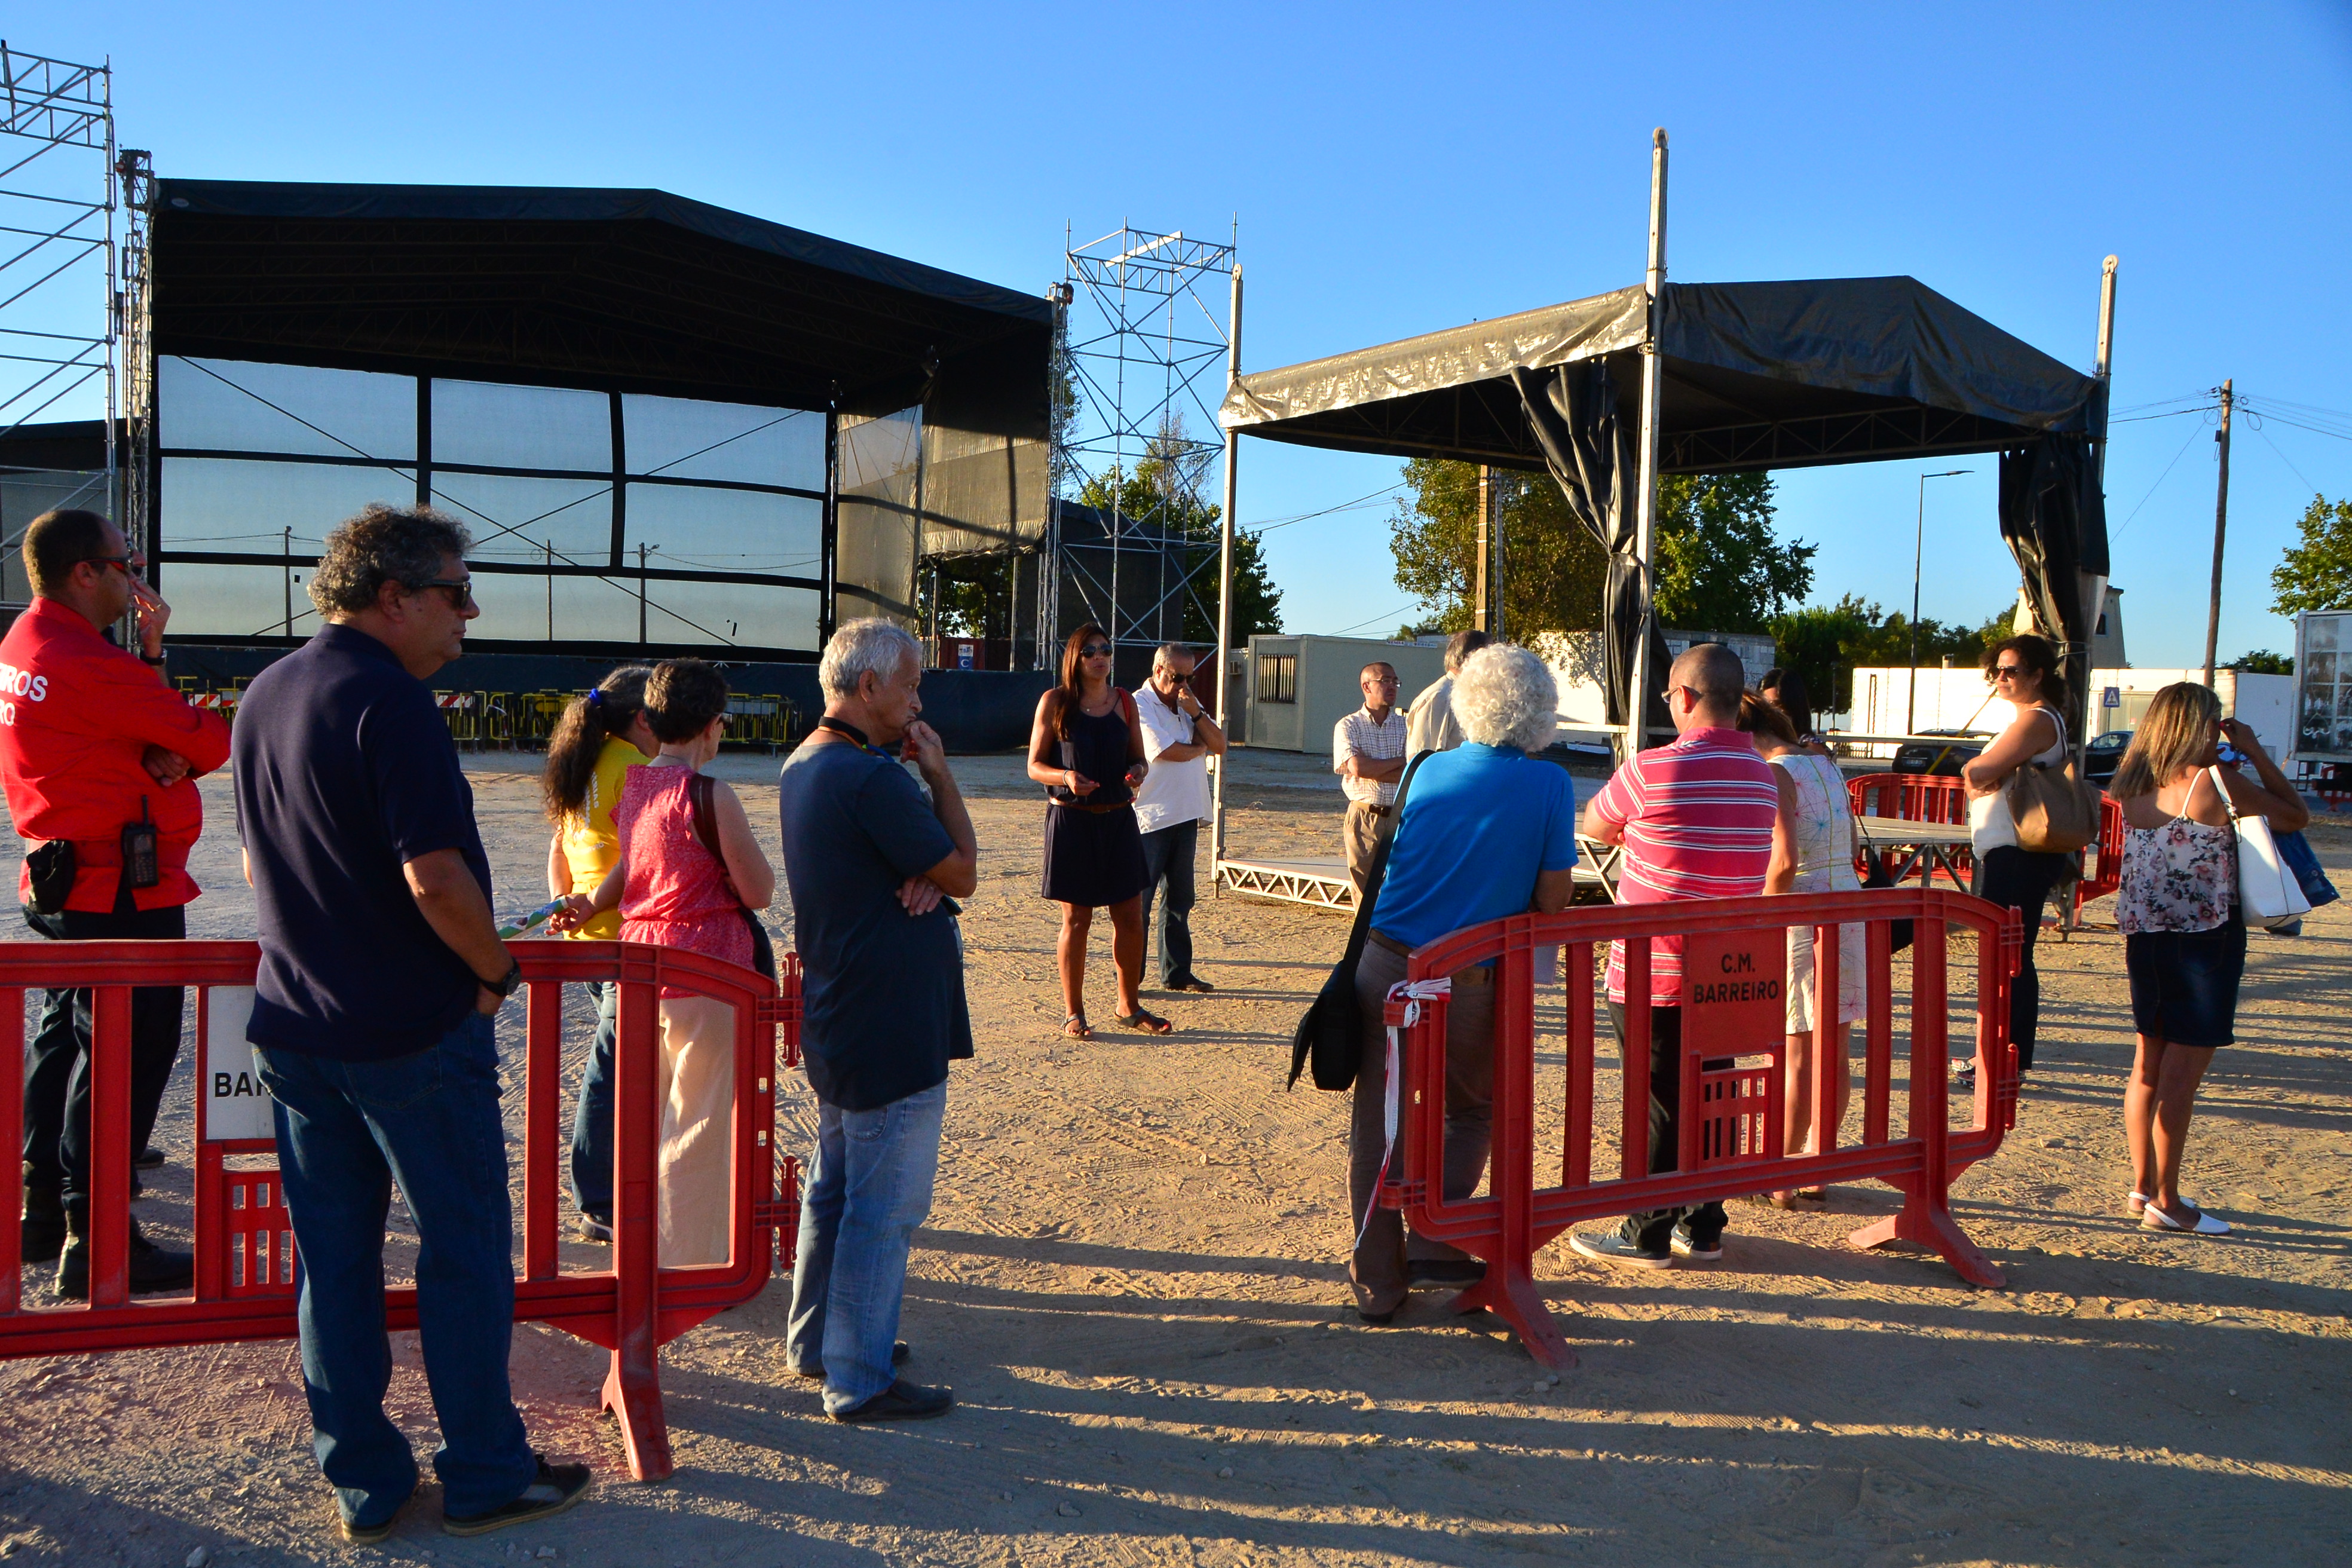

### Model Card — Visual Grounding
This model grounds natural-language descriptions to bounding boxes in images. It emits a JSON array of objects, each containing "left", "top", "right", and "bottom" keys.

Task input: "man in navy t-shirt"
[
  {"left": 778, "top": 618, "right": 977, "bottom": 1424},
  {"left": 232, "top": 505, "right": 589, "bottom": 1542}
]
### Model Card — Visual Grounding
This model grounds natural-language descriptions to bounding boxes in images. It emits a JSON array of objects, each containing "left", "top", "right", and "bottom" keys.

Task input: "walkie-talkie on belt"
[{"left": 121, "top": 795, "right": 159, "bottom": 891}]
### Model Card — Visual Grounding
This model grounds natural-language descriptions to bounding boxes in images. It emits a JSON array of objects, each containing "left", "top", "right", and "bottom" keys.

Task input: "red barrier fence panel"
[
  {"left": 0, "top": 938, "right": 801, "bottom": 1484},
  {"left": 1846, "top": 771, "right": 1971, "bottom": 827},
  {"left": 1382, "top": 887, "right": 2022, "bottom": 1370},
  {"left": 2074, "top": 797, "right": 2127, "bottom": 914}
]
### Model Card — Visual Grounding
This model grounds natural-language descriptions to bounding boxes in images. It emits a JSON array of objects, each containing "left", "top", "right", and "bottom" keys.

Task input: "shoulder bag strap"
[
  {"left": 686, "top": 771, "right": 748, "bottom": 909},
  {"left": 1341, "top": 750, "right": 1432, "bottom": 960}
]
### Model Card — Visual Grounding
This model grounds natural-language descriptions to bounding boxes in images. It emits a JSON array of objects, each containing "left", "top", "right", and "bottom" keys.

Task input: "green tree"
[
  {"left": 2270, "top": 494, "right": 2352, "bottom": 615},
  {"left": 1765, "top": 593, "right": 2016, "bottom": 714},
  {"left": 1652, "top": 472, "right": 1815, "bottom": 632},
  {"left": 2231, "top": 649, "right": 2294, "bottom": 675},
  {"left": 1389, "top": 460, "right": 1609, "bottom": 634}
]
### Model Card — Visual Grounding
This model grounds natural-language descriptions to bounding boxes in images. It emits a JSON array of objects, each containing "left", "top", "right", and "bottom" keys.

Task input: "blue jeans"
[
  {"left": 256, "top": 1013, "right": 536, "bottom": 1527},
  {"left": 1137, "top": 819, "right": 1199, "bottom": 985},
  {"left": 568, "top": 981, "right": 618, "bottom": 1221},
  {"left": 786, "top": 1080, "right": 946, "bottom": 1413}
]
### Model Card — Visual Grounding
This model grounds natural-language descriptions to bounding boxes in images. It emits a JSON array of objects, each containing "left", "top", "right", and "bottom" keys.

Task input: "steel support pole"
[
  {"left": 1625, "top": 129, "right": 1668, "bottom": 764},
  {"left": 1211, "top": 265, "right": 1243, "bottom": 877},
  {"left": 1475, "top": 466, "right": 1492, "bottom": 633},
  {"left": 2203, "top": 379, "right": 2233, "bottom": 688}
]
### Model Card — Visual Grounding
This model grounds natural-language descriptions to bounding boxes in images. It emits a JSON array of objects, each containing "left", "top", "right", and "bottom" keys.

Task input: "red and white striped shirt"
[{"left": 1587, "top": 725, "right": 1778, "bottom": 1004}]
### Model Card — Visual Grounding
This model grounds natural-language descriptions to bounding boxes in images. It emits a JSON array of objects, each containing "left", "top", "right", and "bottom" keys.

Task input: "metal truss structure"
[
  {"left": 1216, "top": 854, "right": 1357, "bottom": 912},
  {"left": 1056, "top": 223, "right": 1235, "bottom": 660},
  {"left": 0, "top": 43, "right": 128, "bottom": 534}
]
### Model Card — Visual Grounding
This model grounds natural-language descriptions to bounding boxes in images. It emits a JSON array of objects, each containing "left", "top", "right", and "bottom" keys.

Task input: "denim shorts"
[{"left": 2125, "top": 917, "right": 2247, "bottom": 1048}]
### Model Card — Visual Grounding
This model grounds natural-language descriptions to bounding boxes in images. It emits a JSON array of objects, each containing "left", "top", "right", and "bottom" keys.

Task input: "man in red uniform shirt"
[{"left": 0, "top": 509, "right": 229, "bottom": 1296}]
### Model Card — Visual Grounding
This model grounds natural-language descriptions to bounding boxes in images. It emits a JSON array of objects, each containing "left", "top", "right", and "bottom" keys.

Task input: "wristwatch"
[{"left": 481, "top": 960, "right": 524, "bottom": 1000}]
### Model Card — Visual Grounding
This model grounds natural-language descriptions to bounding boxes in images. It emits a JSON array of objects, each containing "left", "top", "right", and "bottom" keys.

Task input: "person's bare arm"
[
  {"left": 1155, "top": 685, "right": 1225, "bottom": 761},
  {"left": 1961, "top": 708, "right": 2057, "bottom": 798},
  {"left": 2219, "top": 720, "right": 2311, "bottom": 832},
  {"left": 403, "top": 848, "right": 513, "bottom": 1013},
  {"left": 1534, "top": 866, "right": 1576, "bottom": 914},
  {"left": 1581, "top": 800, "right": 1625, "bottom": 846},
  {"left": 548, "top": 853, "right": 626, "bottom": 933},
  {"left": 1026, "top": 694, "right": 1095, "bottom": 795},
  {"left": 905, "top": 719, "right": 979, "bottom": 899},
  {"left": 547, "top": 831, "right": 569, "bottom": 902},
  {"left": 709, "top": 780, "right": 776, "bottom": 909},
  {"left": 1765, "top": 767, "right": 1799, "bottom": 895},
  {"left": 1344, "top": 751, "right": 1408, "bottom": 783}
]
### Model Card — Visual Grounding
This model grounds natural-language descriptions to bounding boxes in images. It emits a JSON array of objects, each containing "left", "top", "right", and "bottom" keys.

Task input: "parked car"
[
  {"left": 2085, "top": 729, "right": 2132, "bottom": 786},
  {"left": 1892, "top": 730, "right": 1988, "bottom": 776}
]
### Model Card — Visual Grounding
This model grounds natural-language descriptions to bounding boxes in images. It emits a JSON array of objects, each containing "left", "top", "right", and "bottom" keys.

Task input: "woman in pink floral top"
[
  {"left": 553, "top": 660, "right": 774, "bottom": 1266},
  {"left": 2107, "top": 682, "right": 2305, "bottom": 1238}
]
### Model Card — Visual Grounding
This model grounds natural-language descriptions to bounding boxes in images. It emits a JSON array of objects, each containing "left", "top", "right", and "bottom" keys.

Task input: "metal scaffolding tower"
[
  {"left": 1056, "top": 222, "right": 1236, "bottom": 663},
  {"left": 0, "top": 42, "right": 131, "bottom": 539}
]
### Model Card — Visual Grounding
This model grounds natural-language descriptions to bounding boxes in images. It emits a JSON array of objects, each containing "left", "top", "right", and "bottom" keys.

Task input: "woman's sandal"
[
  {"left": 2142, "top": 1198, "right": 2231, "bottom": 1236},
  {"left": 1062, "top": 1013, "right": 1093, "bottom": 1040},
  {"left": 1114, "top": 1007, "right": 1173, "bottom": 1035}
]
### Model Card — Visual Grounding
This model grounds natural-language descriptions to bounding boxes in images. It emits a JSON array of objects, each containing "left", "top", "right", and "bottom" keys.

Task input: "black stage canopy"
[
  {"left": 1221, "top": 274, "right": 2109, "bottom": 740},
  {"left": 151, "top": 179, "right": 1054, "bottom": 433},
  {"left": 1220, "top": 277, "right": 2099, "bottom": 475}
]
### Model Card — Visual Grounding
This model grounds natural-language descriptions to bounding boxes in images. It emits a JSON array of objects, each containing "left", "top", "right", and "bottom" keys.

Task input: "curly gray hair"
[
  {"left": 1452, "top": 644, "right": 1558, "bottom": 753},
  {"left": 308, "top": 503, "right": 472, "bottom": 615},
  {"left": 820, "top": 617, "right": 922, "bottom": 700}
]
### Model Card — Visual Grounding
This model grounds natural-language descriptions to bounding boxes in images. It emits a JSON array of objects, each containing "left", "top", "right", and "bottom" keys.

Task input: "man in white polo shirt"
[
  {"left": 1133, "top": 643, "right": 1225, "bottom": 993},
  {"left": 1333, "top": 662, "right": 1407, "bottom": 898}
]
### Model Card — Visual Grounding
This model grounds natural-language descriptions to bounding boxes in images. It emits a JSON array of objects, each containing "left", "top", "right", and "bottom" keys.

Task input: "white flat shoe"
[
  {"left": 2128, "top": 1190, "right": 2199, "bottom": 1215},
  {"left": 2142, "top": 1201, "right": 2230, "bottom": 1235}
]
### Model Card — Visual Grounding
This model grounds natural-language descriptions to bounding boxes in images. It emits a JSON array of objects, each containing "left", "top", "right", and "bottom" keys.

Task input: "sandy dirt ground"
[{"left": 2, "top": 743, "right": 2348, "bottom": 1568}]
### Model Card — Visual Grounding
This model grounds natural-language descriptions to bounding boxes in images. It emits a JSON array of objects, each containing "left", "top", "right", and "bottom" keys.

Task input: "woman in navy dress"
[{"left": 1027, "top": 624, "right": 1166, "bottom": 1037}]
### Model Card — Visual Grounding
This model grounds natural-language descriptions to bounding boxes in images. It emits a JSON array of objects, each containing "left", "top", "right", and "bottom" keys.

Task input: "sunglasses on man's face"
[
  {"left": 81, "top": 555, "right": 134, "bottom": 576},
  {"left": 422, "top": 577, "right": 476, "bottom": 611}
]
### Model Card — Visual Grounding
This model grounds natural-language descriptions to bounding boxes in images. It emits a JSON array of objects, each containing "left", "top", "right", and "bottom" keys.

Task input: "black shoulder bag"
[
  {"left": 687, "top": 771, "right": 779, "bottom": 982},
  {"left": 1288, "top": 752, "right": 1429, "bottom": 1092}
]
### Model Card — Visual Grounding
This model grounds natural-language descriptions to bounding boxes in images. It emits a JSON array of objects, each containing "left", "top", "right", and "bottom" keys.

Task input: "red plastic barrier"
[
  {"left": 0, "top": 939, "right": 801, "bottom": 1483},
  {"left": 1382, "top": 887, "right": 2022, "bottom": 1368},
  {"left": 2072, "top": 797, "right": 2127, "bottom": 914},
  {"left": 1846, "top": 771, "right": 1971, "bottom": 827}
]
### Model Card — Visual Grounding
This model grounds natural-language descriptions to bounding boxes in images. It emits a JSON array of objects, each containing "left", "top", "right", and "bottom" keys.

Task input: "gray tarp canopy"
[{"left": 1217, "top": 274, "right": 2110, "bottom": 739}]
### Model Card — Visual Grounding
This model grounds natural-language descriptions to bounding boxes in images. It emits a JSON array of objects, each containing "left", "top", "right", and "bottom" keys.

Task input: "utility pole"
[
  {"left": 2201, "top": 379, "right": 2233, "bottom": 688},
  {"left": 546, "top": 538, "right": 554, "bottom": 642},
  {"left": 281, "top": 526, "right": 293, "bottom": 638},
  {"left": 1474, "top": 466, "right": 1492, "bottom": 634},
  {"left": 638, "top": 543, "right": 651, "bottom": 645}
]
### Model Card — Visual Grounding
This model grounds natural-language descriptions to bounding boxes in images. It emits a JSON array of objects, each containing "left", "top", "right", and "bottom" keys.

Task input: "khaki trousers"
[
  {"left": 656, "top": 995, "right": 736, "bottom": 1267},
  {"left": 1342, "top": 802, "right": 1394, "bottom": 899},
  {"left": 1346, "top": 938, "right": 1496, "bottom": 1315}
]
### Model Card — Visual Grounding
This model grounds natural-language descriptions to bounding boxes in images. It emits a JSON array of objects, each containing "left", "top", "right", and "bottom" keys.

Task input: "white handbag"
[{"left": 2211, "top": 765, "right": 2310, "bottom": 930}]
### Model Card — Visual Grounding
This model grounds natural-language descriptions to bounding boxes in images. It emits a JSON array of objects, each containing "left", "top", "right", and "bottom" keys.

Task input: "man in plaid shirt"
[{"left": 1332, "top": 661, "right": 1407, "bottom": 897}]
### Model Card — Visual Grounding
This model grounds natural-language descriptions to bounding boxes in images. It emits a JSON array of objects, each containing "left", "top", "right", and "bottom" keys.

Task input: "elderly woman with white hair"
[{"left": 1345, "top": 644, "right": 1581, "bottom": 1324}]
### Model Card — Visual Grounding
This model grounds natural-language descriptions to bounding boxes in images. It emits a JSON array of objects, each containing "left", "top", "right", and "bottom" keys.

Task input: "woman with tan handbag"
[
  {"left": 1959, "top": 634, "right": 2080, "bottom": 1074},
  {"left": 2106, "top": 682, "right": 2306, "bottom": 1235}
]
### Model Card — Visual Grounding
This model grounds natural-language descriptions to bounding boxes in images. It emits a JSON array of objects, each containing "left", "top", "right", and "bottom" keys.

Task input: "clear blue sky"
[{"left": 22, "top": 1, "right": 2352, "bottom": 667}]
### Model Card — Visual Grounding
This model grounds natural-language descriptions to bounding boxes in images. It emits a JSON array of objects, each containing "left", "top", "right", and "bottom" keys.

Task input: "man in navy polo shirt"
[{"left": 232, "top": 504, "right": 590, "bottom": 1544}]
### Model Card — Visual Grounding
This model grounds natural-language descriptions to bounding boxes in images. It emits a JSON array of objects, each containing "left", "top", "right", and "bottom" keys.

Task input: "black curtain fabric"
[
  {"left": 1511, "top": 362, "right": 1671, "bottom": 742},
  {"left": 1998, "top": 434, "right": 2110, "bottom": 743}
]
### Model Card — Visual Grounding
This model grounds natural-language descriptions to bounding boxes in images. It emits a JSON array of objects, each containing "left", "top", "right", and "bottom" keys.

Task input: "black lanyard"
[{"left": 817, "top": 716, "right": 895, "bottom": 761}]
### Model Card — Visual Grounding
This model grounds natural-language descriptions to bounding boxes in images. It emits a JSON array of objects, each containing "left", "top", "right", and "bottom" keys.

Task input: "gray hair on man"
[
  {"left": 308, "top": 503, "right": 473, "bottom": 615},
  {"left": 1154, "top": 642, "right": 1195, "bottom": 670},
  {"left": 819, "top": 617, "right": 923, "bottom": 700},
  {"left": 1452, "top": 644, "right": 1558, "bottom": 753}
]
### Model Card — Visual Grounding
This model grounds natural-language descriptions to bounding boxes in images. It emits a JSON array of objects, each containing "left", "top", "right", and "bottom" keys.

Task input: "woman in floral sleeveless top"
[{"left": 2107, "top": 682, "right": 2305, "bottom": 1238}]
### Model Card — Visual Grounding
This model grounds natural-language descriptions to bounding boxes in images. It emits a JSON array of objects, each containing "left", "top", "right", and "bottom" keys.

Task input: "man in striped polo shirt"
[{"left": 1571, "top": 644, "right": 1782, "bottom": 1269}]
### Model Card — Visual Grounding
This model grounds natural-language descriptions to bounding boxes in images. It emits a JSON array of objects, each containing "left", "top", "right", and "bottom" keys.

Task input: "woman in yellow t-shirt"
[{"left": 542, "top": 666, "right": 656, "bottom": 1241}]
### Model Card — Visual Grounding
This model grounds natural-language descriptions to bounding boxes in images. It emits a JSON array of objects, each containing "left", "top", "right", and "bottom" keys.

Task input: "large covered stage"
[
  {"left": 1206, "top": 131, "right": 2115, "bottom": 905},
  {"left": 127, "top": 179, "right": 1055, "bottom": 662}
]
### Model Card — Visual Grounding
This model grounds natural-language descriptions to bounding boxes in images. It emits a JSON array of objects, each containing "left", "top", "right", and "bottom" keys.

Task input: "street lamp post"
[{"left": 1907, "top": 468, "right": 1974, "bottom": 734}]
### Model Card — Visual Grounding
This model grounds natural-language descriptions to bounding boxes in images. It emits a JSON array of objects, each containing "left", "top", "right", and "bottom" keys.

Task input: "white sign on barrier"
[{"left": 203, "top": 986, "right": 273, "bottom": 1142}]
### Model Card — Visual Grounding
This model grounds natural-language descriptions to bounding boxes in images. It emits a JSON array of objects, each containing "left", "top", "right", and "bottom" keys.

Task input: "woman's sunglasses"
[{"left": 1080, "top": 642, "right": 1112, "bottom": 658}]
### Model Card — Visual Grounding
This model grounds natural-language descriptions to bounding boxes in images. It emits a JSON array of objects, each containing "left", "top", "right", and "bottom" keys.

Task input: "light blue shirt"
[{"left": 1370, "top": 742, "right": 1581, "bottom": 951}]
